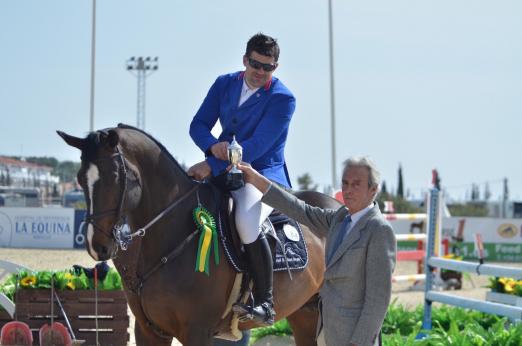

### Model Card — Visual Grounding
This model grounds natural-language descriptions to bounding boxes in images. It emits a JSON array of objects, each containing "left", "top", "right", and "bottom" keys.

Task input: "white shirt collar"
[
  {"left": 348, "top": 202, "right": 375, "bottom": 229},
  {"left": 238, "top": 80, "right": 260, "bottom": 106}
]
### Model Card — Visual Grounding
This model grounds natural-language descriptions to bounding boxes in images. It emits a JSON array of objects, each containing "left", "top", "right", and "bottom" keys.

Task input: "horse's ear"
[
  {"left": 107, "top": 129, "right": 119, "bottom": 148},
  {"left": 56, "top": 131, "right": 85, "bottom": 151}
]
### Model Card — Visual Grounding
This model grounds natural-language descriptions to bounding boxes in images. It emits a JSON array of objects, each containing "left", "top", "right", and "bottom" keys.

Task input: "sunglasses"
[{"left": 248, "top": 57, "right": 277, "bottom": 72}]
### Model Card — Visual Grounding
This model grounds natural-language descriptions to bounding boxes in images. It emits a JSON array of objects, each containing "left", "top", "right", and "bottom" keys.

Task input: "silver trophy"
[{"left": 226, "top": 135, "right": 245, "bottom": 190}]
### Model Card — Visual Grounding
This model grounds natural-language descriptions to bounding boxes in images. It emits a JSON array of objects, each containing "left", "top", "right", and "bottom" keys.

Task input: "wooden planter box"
[
  {"left": 0, "top": 289, "right": 129, "bottom": 346},
  {"left": 486, "top": 291, "right": 522, "bottom": 307},
  {"left": 0, "top": 306, "right": 11, "bottom": 325}
]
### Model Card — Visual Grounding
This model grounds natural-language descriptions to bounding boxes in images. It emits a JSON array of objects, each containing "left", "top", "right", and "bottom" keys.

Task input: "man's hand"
[
  {"left": 210, "top": 141, "right": 229, "bottom": 161},
  {"left": 236, "top": 162, "right": 271, "bottom": 194},
  {"left": 187, "top": 160, "right": 211, "bottom": 181}
]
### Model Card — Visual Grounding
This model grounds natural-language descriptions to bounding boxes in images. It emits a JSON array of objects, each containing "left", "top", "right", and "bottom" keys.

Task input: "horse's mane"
[
  {"left": 81, "top": 123, "right": 190, "bottom": 178},
  {"left": 117, "top": 123, "right": 190, "bottom": 177}
]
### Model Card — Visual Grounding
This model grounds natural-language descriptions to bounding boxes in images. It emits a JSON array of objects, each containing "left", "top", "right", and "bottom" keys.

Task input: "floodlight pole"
[
  {"left": 89, "top": 0, "right": 96, "bottom": 132},
  {"left": 126, "top": 57, "right": 159, "bottom": 130},
  {"left": 328, "top": 0, "right": 337, "bottom": 190}
]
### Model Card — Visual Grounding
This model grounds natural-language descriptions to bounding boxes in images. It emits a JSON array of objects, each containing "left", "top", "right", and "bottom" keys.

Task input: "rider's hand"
[
  {"left": 187, "top": 160, "right": 211, "bottom": 181},
  {"left": 210, "top": 142, "right": 229, "bottom": 161}
]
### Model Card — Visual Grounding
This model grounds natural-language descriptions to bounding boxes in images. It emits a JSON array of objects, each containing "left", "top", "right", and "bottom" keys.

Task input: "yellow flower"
[
  {"left": 443, "top": 253, "right": 462, "bottom": 260},
  {"left": 499, "top": 278, "right": 508, "bottom": 285},
  {"left": 20, "top": 276, "right": 37, "bottom": 287},
  {"left": 64, "top": 273, "right": 73, "bottom": 280},
  {"left": 66, "top": 281, "right": 75, "bottom": 290},
  {"left": 504, "top": 283, "right": 514, "bottom": 293}
]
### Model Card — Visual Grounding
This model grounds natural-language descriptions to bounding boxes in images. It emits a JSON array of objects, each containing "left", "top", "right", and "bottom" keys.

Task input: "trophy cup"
[{"left": 225, "top": 135, "right": 245, "bottom": 190}]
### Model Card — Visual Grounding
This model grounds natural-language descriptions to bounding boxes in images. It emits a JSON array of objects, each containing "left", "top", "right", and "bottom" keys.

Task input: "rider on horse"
[{"left": 188, "top": 33, "right": 296, "bottom": 325}]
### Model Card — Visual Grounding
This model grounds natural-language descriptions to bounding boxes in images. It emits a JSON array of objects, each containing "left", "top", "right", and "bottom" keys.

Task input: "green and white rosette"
[{"left": 193, "top": 206, "right": 219, "bottom": 275}]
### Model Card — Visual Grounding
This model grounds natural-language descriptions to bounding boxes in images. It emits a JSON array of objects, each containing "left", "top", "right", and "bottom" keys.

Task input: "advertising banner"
[
  {"left": 0, "top": 210, "right": 13, "bottom": 247},
  {"left": 389, "top": 215, "right": 522, "bottom": 262},
  {"left": 74, "top": 209, "right": 87, "bottom": 249},
  {"left": 0, "top": 208, "right": 75, "bottom": 249}
]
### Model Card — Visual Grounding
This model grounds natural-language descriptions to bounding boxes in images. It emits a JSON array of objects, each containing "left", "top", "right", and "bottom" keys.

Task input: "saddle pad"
[
  {"left": 218, "top": 210, "right": 308, "bottom": 273},
  {"left": 271, "top": 214, "right": 308, "bottom": 272}
]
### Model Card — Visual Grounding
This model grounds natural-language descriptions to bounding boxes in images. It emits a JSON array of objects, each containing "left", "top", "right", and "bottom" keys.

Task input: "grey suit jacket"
[{"left": 262, "top": 184, "right": 396, "bottom": 346}]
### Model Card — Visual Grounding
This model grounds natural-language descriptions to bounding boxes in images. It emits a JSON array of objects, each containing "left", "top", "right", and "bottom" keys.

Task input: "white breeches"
[{"left": 231, "top": 183, "right": 274, "bottom": 244}]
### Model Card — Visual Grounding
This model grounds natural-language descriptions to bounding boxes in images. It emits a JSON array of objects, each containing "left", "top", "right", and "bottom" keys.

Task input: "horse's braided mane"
[{"left": 116, "top": 123, "right": 190, "bottom": 177}]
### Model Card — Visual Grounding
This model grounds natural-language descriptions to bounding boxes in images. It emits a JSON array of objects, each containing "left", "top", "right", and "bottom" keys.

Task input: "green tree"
[
  {"left": 397, "top": 164, "right": 404, "bottom": 198},
  {"left": 297, "top": 173, "right": 318, "bottom": 191},
  {"left": 381, "top": 180, "right": 388, "bottom": 197},
  {"left": 471, "top": 183, "right": 480, "bottom": 201},
  {"left": 484, "top": 182, "right": 491, "bottom": 201},
  {"left": 25, "top": 156, "right": 59, "bottom": 169},
  {"left": 55, "top": 161, "right": 81, "bottom": 183}
]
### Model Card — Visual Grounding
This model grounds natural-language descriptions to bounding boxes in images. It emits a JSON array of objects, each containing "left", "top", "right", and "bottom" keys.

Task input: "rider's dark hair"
[{"left": 245, "top": 33, "right": 280, "bottom": 62}]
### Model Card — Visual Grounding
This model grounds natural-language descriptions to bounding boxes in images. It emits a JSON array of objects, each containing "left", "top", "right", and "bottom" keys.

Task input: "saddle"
[{"left": 213, "top": 186, "right": 309, "bottom": 274}]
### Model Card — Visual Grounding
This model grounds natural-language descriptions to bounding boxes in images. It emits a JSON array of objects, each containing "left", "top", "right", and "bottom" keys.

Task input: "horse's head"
[{"left": 57, "top": 129, "right": 142, "bottom": 261}]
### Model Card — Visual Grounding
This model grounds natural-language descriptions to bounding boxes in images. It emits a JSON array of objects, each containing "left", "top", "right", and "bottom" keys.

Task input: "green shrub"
[
  {"left": 250, "top": 302, "right": 522, "bottom": 346},
  {"left": 0, "top": 268, "right": 122, "bottom": 302}
]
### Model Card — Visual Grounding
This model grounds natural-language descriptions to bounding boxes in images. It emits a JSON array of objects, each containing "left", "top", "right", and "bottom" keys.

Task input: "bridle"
[
  {"left": 84, "top": 146, "right": 200, "bottom": 251},
  {"left": 83, "top": 147, "right": 132, "bottom": 249}
]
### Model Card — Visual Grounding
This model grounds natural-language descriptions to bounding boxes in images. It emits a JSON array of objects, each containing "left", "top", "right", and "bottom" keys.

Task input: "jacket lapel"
[
  {"left": 231, "top": 76, "right": 243, "bottom": 110},
  {"left": 326, "top": 203, "right": 380, "bottom": 269},
  {"left": 325, "top": 220, "right": 346, "bottom": 262},
  {"left": 238, "top": 87, "right": 266, "bottom": 109}
]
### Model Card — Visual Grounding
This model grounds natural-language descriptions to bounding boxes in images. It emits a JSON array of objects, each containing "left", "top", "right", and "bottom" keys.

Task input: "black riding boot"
[{"left": 234, "top": 233, "right": 275, "bottom": 326}]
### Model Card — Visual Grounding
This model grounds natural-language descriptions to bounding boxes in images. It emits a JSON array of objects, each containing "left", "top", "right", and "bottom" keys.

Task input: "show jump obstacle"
[{"left": 421, "top": 188, "right": 522, "bottom": 334}]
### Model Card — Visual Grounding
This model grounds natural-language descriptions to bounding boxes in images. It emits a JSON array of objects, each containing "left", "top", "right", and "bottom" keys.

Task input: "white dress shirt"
[{"left": 238, "top": 80, "right": 259, "bottom": 107}]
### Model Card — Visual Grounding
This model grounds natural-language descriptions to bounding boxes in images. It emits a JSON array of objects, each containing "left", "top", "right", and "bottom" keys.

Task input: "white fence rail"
[{"left": 421, "top": 188, "right": 522, "bottom": 336}]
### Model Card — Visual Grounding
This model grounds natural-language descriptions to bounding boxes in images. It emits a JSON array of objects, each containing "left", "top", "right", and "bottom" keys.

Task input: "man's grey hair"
[{"left": 342, "top": 156, "right": 381, "bottom": 191}]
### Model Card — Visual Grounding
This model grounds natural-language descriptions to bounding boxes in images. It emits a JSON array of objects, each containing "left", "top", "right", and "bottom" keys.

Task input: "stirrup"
[{"left": 232, "top": 302, "right": 275, "bottom": 326}]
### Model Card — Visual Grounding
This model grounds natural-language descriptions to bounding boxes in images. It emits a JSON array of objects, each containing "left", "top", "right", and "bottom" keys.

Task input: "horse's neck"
[
  {"left": 127, "top": 148, "right": 196, "bottom": 272},
  {"left": 124, "top": 134, "right": 192, "bottom": 227}
]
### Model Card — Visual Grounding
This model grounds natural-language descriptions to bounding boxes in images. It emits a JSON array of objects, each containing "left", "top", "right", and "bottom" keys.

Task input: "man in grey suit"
[{"left": 237, "top": 157, "right": 396, "bottom": 346}]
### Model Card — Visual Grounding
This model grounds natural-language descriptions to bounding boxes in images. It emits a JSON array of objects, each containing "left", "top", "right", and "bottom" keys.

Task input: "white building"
[{"left": 0, "top": 156, "right": 59, "bottom": 189}]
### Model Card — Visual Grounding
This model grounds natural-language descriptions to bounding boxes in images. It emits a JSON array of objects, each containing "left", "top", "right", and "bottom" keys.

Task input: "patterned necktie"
[{"left": 327, "top": 215, "right": 352, "bottom": 263}]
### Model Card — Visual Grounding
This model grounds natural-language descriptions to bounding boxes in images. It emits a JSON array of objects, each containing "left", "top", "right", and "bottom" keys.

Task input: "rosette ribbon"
[{"left": 193, "top": 207, "right": 219, "bottom": 275}]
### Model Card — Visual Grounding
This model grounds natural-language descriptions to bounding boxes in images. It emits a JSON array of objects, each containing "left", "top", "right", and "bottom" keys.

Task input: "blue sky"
[{"left": 1, "top": 1, "right": 520, "bottom": 201}]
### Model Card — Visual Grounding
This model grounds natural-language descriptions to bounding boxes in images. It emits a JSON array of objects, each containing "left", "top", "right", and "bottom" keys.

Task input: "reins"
[
  {"left": 114, "top": 183, "right": 200, "bottom": 250},
  {"left": 132, "top": 184, "right": 200, "bottom": 238}
]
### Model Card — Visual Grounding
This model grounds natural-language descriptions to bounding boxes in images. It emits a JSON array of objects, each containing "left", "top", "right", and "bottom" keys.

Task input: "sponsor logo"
[{"left": 497, "top": 223, "right": 518, "bottom": 239}]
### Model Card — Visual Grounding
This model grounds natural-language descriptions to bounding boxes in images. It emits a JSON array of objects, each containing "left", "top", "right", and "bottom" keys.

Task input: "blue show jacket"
[{"left": 190, "top": 71, "right": 296, "bottom": 188}]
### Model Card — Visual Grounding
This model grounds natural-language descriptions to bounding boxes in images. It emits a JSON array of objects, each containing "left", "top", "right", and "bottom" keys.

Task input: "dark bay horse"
[{"left": 57, "top": 124, "right": 341, "bottom": 346}]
